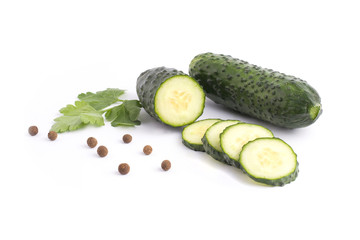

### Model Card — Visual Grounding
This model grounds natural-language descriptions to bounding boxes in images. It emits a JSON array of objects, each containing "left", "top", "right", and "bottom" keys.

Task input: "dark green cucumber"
[
  {"left": 137, "top": 67, "right": 205, "bottom": 127},
  {"left": 202, "top": 120, "right": 240, "bottom": 165},
  {"left": 189, "top": 53, "right": 322, "bottom": 128},
  {"left": 182, "top": 119, "right": 221, "bottom": 151},
  {"left": 239, "top": 137, "right": 299, "bottom": 186}
]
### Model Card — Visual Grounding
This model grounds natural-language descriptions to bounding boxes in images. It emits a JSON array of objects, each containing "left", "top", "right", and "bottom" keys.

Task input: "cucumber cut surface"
[
  {"left": 155, "top": 76, "right": 205, "bottom": 126},
  {"left": 182, "top": 119, "right": 221, "bottom": 151},
  {"left": 220, "top": 123, "right": 274, "bottom": 165},
  {"left": 240, "top": 138, "right": 299, "bottom": 186},
  {"left": 202, "top": 120, "right": 240, "bottom": 164},
  {"left": 137, "top": 67, "right": 205, "bottom": 127}
]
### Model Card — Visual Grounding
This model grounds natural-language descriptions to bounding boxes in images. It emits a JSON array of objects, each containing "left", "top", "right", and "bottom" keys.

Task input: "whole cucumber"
[{"left": 189, "top": 53, "right": 322, "bottom": 128}]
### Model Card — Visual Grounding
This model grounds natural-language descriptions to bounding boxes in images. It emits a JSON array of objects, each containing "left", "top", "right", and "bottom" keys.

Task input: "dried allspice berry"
[
  {"left": 143, "top": 145, "right": 152, "bottom": 155},
  {"left": 118, "top": 163, "right": 130, "bottom": 175},
  {"left": 28, "top": 126, "right": 38, "bottom": 136},
  {"left": 161, "top": 160, "right": 171, "bottom": 171},
  {"left": 122, "top": 134, "right": 132, "bottom": 143},
  {"left": 48, "top": 131, "right": 58, "bottom": 141},
  {"left": 87, "top": 137, "right": 98, "bottom": 148},
  {"left": 97, "top": 145, "right": 108, "bottom": 157}
]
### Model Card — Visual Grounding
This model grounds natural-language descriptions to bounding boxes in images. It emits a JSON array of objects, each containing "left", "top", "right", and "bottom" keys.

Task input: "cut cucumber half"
[
  {"left": 182, "top": 119, "right": 221, "bottom": 151},
  {"left": 220, "top": 123, "right": 274, "bottom": 167},
  {"left": 137, "top": 67, "right": 206, "bottom": 127},
  {"left": 202, "top": 120, "right": 240, "bottom": 165},
  {"left": 240, "top": 138, "right": 299, "bottom": 186}
]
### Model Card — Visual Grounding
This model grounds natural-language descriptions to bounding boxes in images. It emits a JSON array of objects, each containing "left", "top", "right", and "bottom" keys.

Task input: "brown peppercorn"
[
  {"left": 143, "top": 145, "right": 152, "bottom": 155},
  {"left": 122, "top": 134, "right": 132, "bottom": 143},
  {"left": 87, "top": 137, "right": 98, "bottom": 148},
  {"left": 48, "top": 131, "right": 58, "bottom": 141},
  {"left": 97, "top": 145, "right": 108, "bottom": 157},
  {"left": 118, "top": 163, "right": 130, "bottom": 175},
  {"left": 28, "top": 126, "right": 38, "bottom": 136},
  {"left": 161, "top": 160, "right": 171, "bottom": 171}
]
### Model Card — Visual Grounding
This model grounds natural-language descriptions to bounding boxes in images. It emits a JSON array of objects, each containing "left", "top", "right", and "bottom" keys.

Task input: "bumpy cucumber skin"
[
  {"left": 136, "top": 67, "right": 204, "bottom": 127},
  {"left": 201, "top": 135, "right": 231, "bottom": 165},
  {"left": 182, "top": 139, "right": 205, "bottom": 152},
  {"left": 201, "top": 120, "right": 242, "bottom": 167},
  {"left": 182, "top": 119, "right": 221, "bottom": 152},
  {"left": 259, "top": 162, "right": 299, "bottom": 186},
  {"left": 240, "top": 138, "right": 299, "bottom": 186},
  {"left": 246, "top": 161, "right": 299, "bottom": 187},
  {"left": 202, "top": 133, "right": 245, "bottom": 171},
  {"left": 189, "top": 53, "right": 322, "bottom": 128}
]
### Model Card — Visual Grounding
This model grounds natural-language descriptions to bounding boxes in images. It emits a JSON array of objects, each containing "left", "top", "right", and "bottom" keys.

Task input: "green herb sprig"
[{"left": 51, "top": 88, "right": 142, "bottom": 133}]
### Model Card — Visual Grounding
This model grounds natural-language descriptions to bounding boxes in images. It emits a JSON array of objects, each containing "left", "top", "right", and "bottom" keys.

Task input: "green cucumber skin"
[
  {"left": 182, "top": 119, "right": 221, "bottom": 152},
  {"left": 189, "top": 53, "right": 322, "bottom": 128},
  {"left": 201, "top": 135, "right": 231, "bottom": 165},
  {"left": 202, "top": 135, "right": 244, "bottom": 170},
  {"left": 182, "top": 139, "right": 205, "bottom": 152},
  {"left": 201, "top": 119, "right": 242, "bottom": 168},
  {"left": 246, "top": 162, "right": 299, "bottom": 187},
  {"left": 136, "top": 67, "right": 204, "bottom": 127}
]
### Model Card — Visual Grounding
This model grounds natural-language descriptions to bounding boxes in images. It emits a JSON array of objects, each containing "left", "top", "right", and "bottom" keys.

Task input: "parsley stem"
[
  {"left": 100, "top": 100, "right": 125, "bottom": 114},
  {"left": 100, "top": 108, "right": 112, "bottom": 114}
]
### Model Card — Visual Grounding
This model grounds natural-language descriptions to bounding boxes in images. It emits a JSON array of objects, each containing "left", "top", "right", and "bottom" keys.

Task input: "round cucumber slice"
[
  {"left": 155, "top": 75, "right": 205, "bottom": 126},
  {"left": 220, "top": 123, "right": 274, "bottom": 166},
  {"left": 239, "top": 138, "right": 299, "bottom": 186},
  {"left": 202, "top": 120, "right": 240, "bottom": 165},
  {"left": 182, "top": 119, "right": 221, "bottom": 151}
]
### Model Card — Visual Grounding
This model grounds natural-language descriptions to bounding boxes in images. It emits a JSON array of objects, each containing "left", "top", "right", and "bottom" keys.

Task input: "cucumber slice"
[
  {"left": 202, "top": 120, "right": 240, "bottom": 165},
  {"left": 155, "top": 76, "right": 205, "bottom": 126},
  {"left": 240, "top": 138, "right": 299, "bottom": 186},
  {"left": 220, "top": 123, "right": 274, "bottom": 168},
  {"left": 137, "top": 67, "right": 205, "bottom": 127},
  {"left": 182, "top": 119, "right": 221, "bottom": 151}
]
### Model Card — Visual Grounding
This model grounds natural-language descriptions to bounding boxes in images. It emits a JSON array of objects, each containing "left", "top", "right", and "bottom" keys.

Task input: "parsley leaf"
[
  {"left": 51, "top": 101, "right": 104, "bottom": 132},
  {"left": 78, "top": 88, "right": 125, "bottom": 110},
  {"left": 105, "top": 100, "right": 142, "bottom": 126},
  {"left": 51, "top": 116, "right": 86, "bottom": 133},
  {"left": 50, "top": 89, "right": 142, "bottom": 133}
]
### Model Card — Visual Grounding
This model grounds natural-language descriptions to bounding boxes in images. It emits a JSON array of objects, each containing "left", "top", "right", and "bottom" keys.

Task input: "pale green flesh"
[
  {"left": 205, "top": 120, "right": 240, "bottom": 152},
  {"left": 309, "top": 104, "right": 322, "bottom": 120},
  {"left": 182, "top": 119, "right": 221, "bottom": 145},
  {"left": 240, "top": 138, "right": 297, "bottom": 179},
  {"left": 220, "top": 123, "right": 274, "bottom": 161},
  {"left": 155, "top": 76, "right": 205, "bottom": 127}
]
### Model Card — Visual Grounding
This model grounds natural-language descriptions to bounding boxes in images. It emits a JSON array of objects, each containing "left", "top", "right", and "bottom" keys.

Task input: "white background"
[{"left": 1, "top": 0, "right": 359, "bottom": 239}]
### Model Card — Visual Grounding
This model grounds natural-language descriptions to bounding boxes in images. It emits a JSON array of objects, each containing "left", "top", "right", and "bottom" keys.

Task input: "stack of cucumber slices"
[{"left": 182, "top": 119, "right": 299, "bottom": 186}]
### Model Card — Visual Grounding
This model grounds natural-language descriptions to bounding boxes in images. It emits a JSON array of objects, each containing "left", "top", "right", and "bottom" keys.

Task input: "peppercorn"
[
  {"left": 48, "top": 131, "right": 58, "bottom": 141},
  {"left": 143, "top": 145, "right": 152, "bottom": 155},
  {"left": 122, "top": 134, "right": 132, "bottom": 143},
  {"left": 161, "top": 160, "right": 171, "bottom": 171},
  {"left": 87, "top": 137, "right": 98, "bottom": 148},
  {"left": 118, "top": 163, "right": 130, "bottom": 175},
  {"left": 97, "top": 145, "right": 108, "bottom": 157},
  {"left": 28, "top": 126, "right": 38, "bottom": 136}
]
